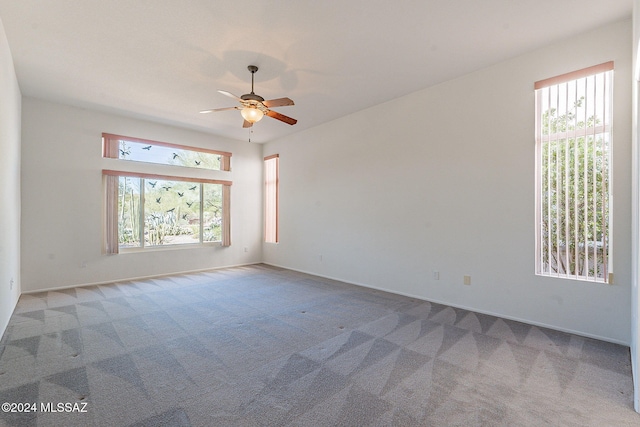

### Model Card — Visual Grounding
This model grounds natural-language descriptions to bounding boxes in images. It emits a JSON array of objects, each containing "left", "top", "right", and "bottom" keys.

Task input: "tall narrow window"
[
  {"left": 535, "top": 62, "right": 613, "bottom": 282},
  {"left": 264, "top": 154, "right": 279, "bottom": 243}
]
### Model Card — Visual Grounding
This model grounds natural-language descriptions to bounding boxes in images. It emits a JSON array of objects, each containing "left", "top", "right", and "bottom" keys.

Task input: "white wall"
[
  {"left": 0, "top": 17, "right": 21, "bottom": 338},
  {"left": 20, "top": 98, "right": 263, "bottom": 292},
  {"left": 264, "top": 19, "right": 633, "bottom": 344},
  {"left": 631, "top": 0, "right": 640, "bottom": 412}
]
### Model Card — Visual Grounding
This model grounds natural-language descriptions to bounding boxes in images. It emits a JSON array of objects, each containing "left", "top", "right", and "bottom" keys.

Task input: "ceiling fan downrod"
[
  {"left": 241, "top": 65, "right": 263, "bottom": 102},
  {"left": 248, "top": 65, "right": 258, "bottom": 94}
]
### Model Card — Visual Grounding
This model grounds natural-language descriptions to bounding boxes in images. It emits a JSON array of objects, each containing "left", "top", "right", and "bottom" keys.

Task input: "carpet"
[{"left": 0, "top": 264, "right": 637, "bottom": 426}]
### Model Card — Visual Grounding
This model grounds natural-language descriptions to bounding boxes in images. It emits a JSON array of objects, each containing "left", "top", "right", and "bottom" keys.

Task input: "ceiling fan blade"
[
  {"left": 242, "top": 119, "right": 253, "bottom": 128},
  {"left": 218, "top": 90, "right": 243, "bottom": 102},
  {"left": 199, "top": 106, "right": 238, "bottom": 114},
  {"left": 262, "top": 97, "right": 295, "bottom": 108},
  {"left": 266, "top": 110, "right": 297, "bottom": 125}
]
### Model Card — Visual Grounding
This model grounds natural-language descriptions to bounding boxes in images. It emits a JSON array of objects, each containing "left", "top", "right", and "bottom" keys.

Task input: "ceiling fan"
[{"left": 200, "top": 65, "right": 297, "bottom": 128}]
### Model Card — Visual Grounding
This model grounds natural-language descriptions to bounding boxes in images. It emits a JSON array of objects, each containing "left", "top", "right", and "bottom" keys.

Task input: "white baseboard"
[
  {"left": 21, "top": 262, "right": 262, "bottom": 295},
  {"left": 263, "top": 262, "right": 629, "bottom": 347}
]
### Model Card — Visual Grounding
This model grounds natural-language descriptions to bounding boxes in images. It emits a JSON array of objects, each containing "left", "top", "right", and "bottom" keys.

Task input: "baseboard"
[
  {"left": 263, "top": 262, "right": 630, "bottom": 347},
  {"left": 22, "top": 262, "right": 262, "bottom": 295}
]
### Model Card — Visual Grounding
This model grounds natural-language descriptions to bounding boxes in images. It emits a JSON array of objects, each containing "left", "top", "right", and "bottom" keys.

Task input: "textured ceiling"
[{"left": 0, "top": 0, "right": 632, "bottom": 143}]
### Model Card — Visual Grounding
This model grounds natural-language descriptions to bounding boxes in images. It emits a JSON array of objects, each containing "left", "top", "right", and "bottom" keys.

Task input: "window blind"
[{"left": 534, "top": 62, "right": 613, "bottom": 282}]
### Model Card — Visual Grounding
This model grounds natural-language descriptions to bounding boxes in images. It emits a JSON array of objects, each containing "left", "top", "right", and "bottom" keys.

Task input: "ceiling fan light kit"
[
  {"left": 200, "top": 65, "right": 297, "bottom": 129},
  {"left": 240, "top": 106, "right": 264, "bottom": 123}
]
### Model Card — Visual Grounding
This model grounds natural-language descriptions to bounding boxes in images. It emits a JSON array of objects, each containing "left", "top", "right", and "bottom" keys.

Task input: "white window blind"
[{"left": 534, "top": 62, "right": 613, "bottom": 282}]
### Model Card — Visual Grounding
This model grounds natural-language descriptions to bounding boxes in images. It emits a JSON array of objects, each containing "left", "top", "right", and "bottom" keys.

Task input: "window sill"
[
  {"left": 535, "top": 272, "right": 609, "bottom": 285},
  {"left": 118, "top": 242, "right": 222, "bottom": 253}
]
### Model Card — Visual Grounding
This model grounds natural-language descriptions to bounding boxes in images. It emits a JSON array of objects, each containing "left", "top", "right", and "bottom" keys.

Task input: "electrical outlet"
[
  {"left": 10, "top": 278, "right": 14, "bottom": 290},
  {"left": 433, "top": 271, "right": 439, "bottom": 280},
  {"left": 463, "top": 275, "right": 471, "bottom": 285}
]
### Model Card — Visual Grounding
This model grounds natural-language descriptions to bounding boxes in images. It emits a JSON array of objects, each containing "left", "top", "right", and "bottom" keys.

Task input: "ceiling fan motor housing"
[{"left": 241, "top": 93, "right": 265, "bottom": 102}]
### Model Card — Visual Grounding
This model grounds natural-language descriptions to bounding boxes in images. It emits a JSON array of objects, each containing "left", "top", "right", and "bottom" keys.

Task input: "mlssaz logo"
[{"left": 40, "top": 402, "right": 88, "bottom": 413}]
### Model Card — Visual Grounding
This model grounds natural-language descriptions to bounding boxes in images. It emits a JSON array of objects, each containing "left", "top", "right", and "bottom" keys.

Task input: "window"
[
  {"left": 535, "top": 62, "right": 613, "bottom": 282},
  {"left": 103, "top": 133, "right": 231, "bottom": 171},
  {"left": 264, "top": 154, "right": 279, "bottom": 243},
  {"left": 103, "top": 134, "right": 231, "bottom": 254}
]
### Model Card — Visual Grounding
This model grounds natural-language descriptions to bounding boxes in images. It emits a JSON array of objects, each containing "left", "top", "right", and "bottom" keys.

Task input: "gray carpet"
[{"left": 0, "top": 264, "right": 637, "bottom": 426}]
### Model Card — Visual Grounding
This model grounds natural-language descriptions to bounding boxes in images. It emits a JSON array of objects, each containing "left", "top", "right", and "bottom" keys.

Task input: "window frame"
[
  {"left": 102, "top": 134, "right": 232, "bottom": 254},
  {"left": 102, "top": 133, "right": 232, "bottom": 171},
  {"left": 264, "top": 154, "right": 279, "bottom": 243},
  {"left": 534, "top": 61, "right": 613, "bottom": 283}
]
